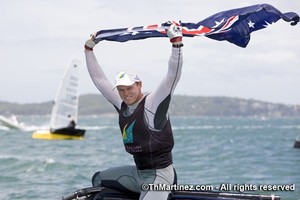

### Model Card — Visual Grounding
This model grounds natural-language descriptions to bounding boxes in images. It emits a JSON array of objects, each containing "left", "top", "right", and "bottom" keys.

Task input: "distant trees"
[{"left": 1, "top": 94, "right": 300, "bottom": 117}]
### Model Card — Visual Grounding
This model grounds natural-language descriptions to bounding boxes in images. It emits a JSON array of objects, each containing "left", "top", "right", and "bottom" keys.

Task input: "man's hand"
[
  {"left": 84, "top": 33, "right": 98, "bottom": 51},
  {"left": 167, "top": 21, "right": 183, "bottom": 45}
]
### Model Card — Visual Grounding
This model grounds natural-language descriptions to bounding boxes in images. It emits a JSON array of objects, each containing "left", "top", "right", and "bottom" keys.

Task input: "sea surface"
[{"left": 0, "top": 116, "right": 299, "bottom": 200}]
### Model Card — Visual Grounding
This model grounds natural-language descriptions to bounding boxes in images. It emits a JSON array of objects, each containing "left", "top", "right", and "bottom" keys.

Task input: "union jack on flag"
[{"left": 94, "top": 4, "right": 299, "bottom": 48}]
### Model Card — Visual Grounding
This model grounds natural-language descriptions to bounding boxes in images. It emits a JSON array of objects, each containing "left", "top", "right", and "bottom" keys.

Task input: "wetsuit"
[
  {"left": 67, "top": 120, "right": 76, "bottom": 129},
  {"left": 85, "top": 46, "right": 183, "bottom": 200}
]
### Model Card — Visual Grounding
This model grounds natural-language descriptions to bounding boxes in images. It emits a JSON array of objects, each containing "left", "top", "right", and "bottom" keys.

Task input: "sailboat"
[{"left": 32, "top": 59, "right": 85, "bottom": 140}]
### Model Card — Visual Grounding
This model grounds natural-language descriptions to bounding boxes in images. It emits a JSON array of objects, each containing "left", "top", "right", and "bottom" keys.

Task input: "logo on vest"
[{"left": 122, "top": 120, "right": 135, "bottom": 144}]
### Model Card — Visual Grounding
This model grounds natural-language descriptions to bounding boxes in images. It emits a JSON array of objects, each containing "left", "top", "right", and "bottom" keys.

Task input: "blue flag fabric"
[{"left": 94, "top": 4, "right": 299, "bottom": 48}]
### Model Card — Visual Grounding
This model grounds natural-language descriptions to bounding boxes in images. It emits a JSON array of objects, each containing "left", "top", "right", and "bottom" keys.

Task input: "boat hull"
[
  {"left": 294, "top": 140, "right": 300, "bottom": 148},
  {"left": 32, "top": 128, "right": 85, "bottom": 140},
  {"left": 0, "top": 115, "right": 26, "bottom": 130},
  {"left": 61, "top": 186, "right": 281, "bottom": 200}
]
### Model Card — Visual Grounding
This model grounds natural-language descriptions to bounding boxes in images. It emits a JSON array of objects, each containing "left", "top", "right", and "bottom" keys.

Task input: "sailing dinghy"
[{"left": 32, "top": 59, "right": 85, "bottom": 140}]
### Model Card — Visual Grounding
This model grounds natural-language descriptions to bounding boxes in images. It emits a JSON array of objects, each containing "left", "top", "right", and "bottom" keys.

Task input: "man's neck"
[{"left": 125, "top": 94, "right": 144, "bottom": 116}]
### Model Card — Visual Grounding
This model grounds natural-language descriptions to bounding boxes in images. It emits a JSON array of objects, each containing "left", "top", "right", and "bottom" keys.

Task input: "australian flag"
[{"left": 94, "top": 4, "right": 299, "bottom": 48}]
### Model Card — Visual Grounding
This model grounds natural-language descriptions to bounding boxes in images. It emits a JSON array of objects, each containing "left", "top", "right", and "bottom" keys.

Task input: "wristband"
[
  {"left": 172, "top": 43, "right": 184, "bottom": 48},
  {"left": 170, "top": 37, "right": 182, "bottom": 43},
  {"left": 84, "top": 45, "right": 93, "bottom": 51}
]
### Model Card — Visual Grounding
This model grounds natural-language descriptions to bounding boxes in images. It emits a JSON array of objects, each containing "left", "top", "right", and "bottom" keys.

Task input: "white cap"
[{"left": 112, "top": 71, "right": 141, "bottom": 89}]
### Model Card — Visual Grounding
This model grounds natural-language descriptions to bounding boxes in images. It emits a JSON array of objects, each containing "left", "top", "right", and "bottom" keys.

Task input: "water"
[{"left": 0, "top": 116, "right": 299, "bottom": 200}]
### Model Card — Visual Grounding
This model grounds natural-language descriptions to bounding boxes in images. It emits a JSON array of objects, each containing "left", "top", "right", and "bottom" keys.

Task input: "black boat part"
[{"left": 61, "top": 186, "right": 281, "bottom": 200}]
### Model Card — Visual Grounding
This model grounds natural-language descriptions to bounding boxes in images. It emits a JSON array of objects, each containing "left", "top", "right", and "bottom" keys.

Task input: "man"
[
  {"left": 84, "top": 22, "right": 183, "bottom": 200},
  {"left": 67, "top": 114, "right": 76, "bottom": 129}
]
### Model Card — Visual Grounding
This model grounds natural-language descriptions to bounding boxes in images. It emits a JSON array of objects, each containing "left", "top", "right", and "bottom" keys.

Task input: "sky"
[{"left": 0, "top": 0, "right": 299, "bottom": 105}]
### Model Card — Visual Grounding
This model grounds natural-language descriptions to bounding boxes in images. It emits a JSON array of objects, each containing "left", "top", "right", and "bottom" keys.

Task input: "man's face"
[{"left": 116, "top": 82, "right": 142, "bottom": 105}]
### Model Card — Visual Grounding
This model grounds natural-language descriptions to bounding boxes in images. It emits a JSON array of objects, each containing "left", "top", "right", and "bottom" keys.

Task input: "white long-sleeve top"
[{"left": 85, "top": 47, "right": 183, "bottom": 131}]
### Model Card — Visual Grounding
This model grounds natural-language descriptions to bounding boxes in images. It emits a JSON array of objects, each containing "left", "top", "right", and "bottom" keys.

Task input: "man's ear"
[{"left": 137, "top": 81, "right": 142, "bottom": 88}]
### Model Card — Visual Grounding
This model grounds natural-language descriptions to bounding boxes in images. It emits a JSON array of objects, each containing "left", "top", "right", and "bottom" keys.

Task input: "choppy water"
[{"left": 0, "top": 116, "right": 299, "bottom": 200}]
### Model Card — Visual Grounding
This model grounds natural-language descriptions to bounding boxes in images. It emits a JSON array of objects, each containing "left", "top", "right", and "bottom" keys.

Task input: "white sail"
[{"left": 50, "top": 59, "right": 80, "bottom": 130}]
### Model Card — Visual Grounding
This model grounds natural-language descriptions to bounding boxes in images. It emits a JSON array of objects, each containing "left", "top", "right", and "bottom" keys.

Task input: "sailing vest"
[{"left": 118, "top": 96, "right": 174, "bottom": 170}]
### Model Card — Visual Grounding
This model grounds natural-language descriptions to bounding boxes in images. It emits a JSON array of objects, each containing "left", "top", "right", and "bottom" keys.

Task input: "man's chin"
[{"left": 124, "top": 99, "right": 133, "bottom": 105}]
